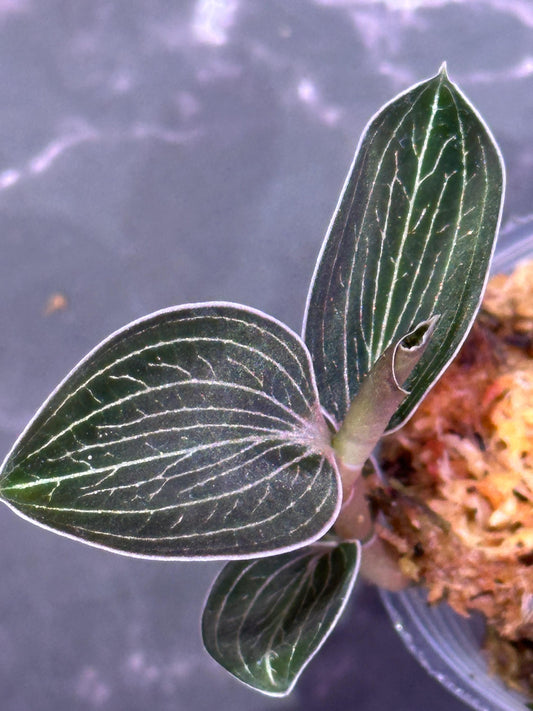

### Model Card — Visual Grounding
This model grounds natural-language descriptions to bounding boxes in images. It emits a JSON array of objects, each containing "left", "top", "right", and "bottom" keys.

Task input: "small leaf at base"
[{"left": 202, "top": 541, "right": 360, "bottom": 696}]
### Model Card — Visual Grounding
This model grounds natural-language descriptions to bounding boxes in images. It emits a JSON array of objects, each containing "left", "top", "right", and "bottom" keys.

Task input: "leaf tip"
[{"left": 438, "top": 61, "right": 448, "bottom": 79}]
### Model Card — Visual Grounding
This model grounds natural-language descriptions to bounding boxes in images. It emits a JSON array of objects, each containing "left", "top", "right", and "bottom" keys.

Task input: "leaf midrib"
[{"left": 374, "top": 73, "right": 443, "bottom": 356}]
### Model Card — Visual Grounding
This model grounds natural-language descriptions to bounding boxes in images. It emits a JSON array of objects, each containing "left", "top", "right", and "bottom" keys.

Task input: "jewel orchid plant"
[{"left": 0, "top": 66, "right": 504, "bottom": 696}]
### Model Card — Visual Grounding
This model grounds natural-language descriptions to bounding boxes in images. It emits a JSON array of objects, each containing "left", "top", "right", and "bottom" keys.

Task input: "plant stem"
[
  {"left": 333, "top": 316, "right": 439, "bottom": 468},
  {"left": 334, "top": 459, "right": 373, "bottom": 542},
  {"left": 359, "top": 536, "right": 410, "bottom": 591},
  {"left": 333, "top": 456, "right": 410, "bottom": 590}
]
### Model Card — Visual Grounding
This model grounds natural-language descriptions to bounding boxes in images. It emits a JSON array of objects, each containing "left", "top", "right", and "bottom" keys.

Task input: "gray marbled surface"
[{"left": 0, "top": 2, "right": 532, "bottom": 709}]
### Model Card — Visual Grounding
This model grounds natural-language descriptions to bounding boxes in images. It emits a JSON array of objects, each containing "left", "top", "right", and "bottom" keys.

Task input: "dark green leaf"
[
  {"left": 0, "top": 303, "right": 340, "bottom": 559},
  {"left": 202, "top": 541, "right": 360, "bottom": 696},
  {"left": 304, "top": 66, "right": 504, "bottom": 430}
]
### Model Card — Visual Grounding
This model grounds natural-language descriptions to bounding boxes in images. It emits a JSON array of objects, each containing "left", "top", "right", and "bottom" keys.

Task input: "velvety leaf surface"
[
  {"left": 0, "top": 304, "right": 340, "bottom": 559},
  {"left": 304, "top": 68, "right": 504, "bottom": 430},
  {"left": 202, "top": 541, "right": 360, "bottom": 696}
]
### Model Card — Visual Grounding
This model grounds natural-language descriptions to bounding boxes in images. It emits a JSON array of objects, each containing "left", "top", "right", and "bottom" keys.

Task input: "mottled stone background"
[{"left": 0, "top": 1, "right": 531, "bottom": 709}]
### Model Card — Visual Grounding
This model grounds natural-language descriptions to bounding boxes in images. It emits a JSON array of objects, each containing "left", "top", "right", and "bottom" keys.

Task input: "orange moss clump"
[{"left": 378, "top": 261, "right": 533, "bottom": 694}]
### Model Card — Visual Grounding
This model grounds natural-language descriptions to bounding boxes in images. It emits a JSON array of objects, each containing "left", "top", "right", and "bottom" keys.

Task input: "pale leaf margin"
[
  {"left": 0, "top": 301, "right": 342, "bottom": 561},
  {"left": 202, "top": 540, "right": 361, "bottom": 697},
  {"left": 302, "top": 64, "right": 506, "bottom": 433}
]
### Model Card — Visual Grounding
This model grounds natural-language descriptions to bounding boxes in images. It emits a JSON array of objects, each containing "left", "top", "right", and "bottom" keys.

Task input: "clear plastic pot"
[{"left": 380, "top": 224, "right": 533, "bottom": 711}]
